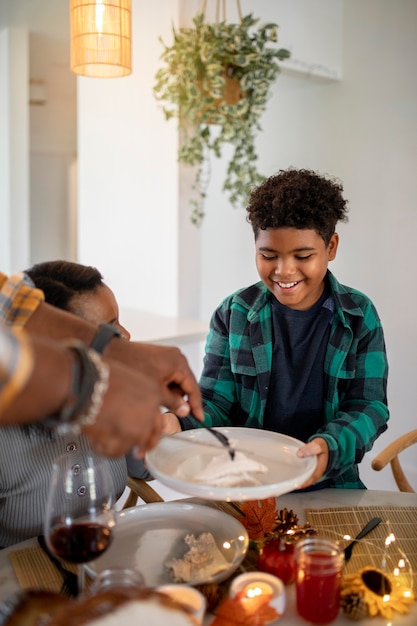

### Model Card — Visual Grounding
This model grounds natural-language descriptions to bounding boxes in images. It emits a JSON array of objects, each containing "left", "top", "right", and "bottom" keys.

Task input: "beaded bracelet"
[
  {"left": 74, "top": 348, "right": 110, "bottom": 428},
  {"left": 59, "top": 342, "right": 98, "bottom": 423},
  {"left": 51, "top": 341, "right": 109, "bottom": 431}
]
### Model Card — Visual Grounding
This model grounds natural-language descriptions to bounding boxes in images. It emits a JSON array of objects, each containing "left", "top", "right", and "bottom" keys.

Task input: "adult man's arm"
[
  {"left": 0, "top": 270, "right": 203, "bottom": 454},
  {"left": 0, "top": 329, "right": 165, "bottom": 457},
  {"left": 25, "top": 300, "right": 204, "bottom": 422}
]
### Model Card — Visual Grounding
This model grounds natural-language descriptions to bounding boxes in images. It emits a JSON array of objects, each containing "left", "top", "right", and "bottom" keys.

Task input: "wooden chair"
[
  {"left": 122, "top": 475, "right": 245, "bottom": 520},
  {"left": 122, "top": 476, "right": 165, "bottom": 508},
  {"left": 371, "top": 429, "right": 417, "bottom": 492}
]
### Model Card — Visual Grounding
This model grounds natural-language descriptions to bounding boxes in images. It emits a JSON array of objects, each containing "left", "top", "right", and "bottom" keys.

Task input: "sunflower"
[{"left": 341, "top": 566, "right": 415, "bottom": 620}]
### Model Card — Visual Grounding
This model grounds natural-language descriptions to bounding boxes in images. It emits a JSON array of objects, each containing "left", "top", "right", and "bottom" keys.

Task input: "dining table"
[{"left": 0, "top": 488, "right": 416, "bottom": 625}]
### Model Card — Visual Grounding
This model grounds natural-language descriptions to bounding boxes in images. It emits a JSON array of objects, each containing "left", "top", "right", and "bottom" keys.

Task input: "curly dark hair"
[
  {"left": 25, "top": 260, "right": 104, "bottom": 312},
  {"left": 246, "top": 168, "right": 349, "bottom": 244}
]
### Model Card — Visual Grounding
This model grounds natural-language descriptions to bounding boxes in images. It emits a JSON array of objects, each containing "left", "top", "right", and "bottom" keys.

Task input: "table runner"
[{"left": 306, "top": 505, "right": 417, "bottom": 587}]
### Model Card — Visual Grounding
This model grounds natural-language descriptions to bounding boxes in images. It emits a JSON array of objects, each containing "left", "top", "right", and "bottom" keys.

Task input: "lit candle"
[
  {"left": 229, "top": 571, "right": 286, "bottom": 619},
  {"left": 243, "top": 581, "right": 274, "bottom": 598}
]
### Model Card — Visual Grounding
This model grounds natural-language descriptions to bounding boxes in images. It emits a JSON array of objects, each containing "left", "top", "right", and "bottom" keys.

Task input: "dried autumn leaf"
[
  {"left": 239, "top": 498, "right": 277, "bottom": 540},
  {"left": 211, "top": 591, "right": 280, "bottom": 626}
]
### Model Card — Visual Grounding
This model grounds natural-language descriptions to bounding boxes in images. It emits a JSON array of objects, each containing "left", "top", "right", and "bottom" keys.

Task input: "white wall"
[
  {"left": 29, "top": 31, "right": 77, "bottom": 264},
  {"left": 0, "top": 28, "right": 30, "bottom": 274},
  {"left": 335, "top": 0, "right": 417, "bottom": 490},
  {"left": 76, "top": 0, "right": 417, "bottom": 490},
  {"left": 77, "top": 0, "right": 180, "bottom": 316}
]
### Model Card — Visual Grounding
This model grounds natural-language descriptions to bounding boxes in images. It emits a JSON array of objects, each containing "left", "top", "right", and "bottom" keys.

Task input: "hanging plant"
[{"left": 153, "top": 7, "right": 290, "bottom": 225}]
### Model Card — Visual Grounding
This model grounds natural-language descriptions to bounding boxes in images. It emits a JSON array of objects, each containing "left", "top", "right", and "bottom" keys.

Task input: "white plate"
[
  {"left": 145, "top": 427, "right": 317, "bottom": 501},
  {"left": 86, "top": 502, "right": 249, "bottom": 586}
]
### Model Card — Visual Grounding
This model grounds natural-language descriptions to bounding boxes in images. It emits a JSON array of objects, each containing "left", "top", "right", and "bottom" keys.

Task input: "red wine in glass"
[
  {"left": 49, "top": 521, "right": 113, "bottom": 563},
  {"left": 44, "top": 451, "right": 117, "bottom": 594}
]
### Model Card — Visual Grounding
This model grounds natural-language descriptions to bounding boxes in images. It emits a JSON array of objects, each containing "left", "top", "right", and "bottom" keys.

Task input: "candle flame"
[{"left": 246, "top": 586, "right": 263, "bottom": 598}]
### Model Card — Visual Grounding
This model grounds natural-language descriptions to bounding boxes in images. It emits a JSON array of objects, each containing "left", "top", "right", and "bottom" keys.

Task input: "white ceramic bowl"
[{"left": 86, "top": 502, "right": 249, "bottom": 586}]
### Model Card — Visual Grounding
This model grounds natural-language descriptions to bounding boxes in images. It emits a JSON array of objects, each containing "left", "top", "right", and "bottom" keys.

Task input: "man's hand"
[
  {"left": 107, "top": 341, "right": 204, "bottom": 422},
  {"left": 296, "top": 437, "right": 329, "bottom": 488},
  {"left": 82, "top": 359, "right": 164, "bottom": 458},
  {"left": 23, "top": 302, "right": 204, "bottom": 449}
]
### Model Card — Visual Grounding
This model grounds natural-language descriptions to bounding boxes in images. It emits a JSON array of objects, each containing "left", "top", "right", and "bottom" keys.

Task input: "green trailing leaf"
[{"left": 153, "top": 12, "right": 290, "bottom": 226}]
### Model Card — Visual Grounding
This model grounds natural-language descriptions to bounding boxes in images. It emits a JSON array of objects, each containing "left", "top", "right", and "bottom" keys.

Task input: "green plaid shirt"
[{"left": 191, "top": 271, "right": 389, "bottom": 489}]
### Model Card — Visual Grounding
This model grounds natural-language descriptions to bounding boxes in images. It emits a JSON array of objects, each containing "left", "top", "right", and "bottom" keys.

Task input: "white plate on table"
[
  {"left": 145, "top": 427, "right": 317, "bottom": 502},
  {"left": 86, "top": 502, "right": 249, "bottom": 586}
]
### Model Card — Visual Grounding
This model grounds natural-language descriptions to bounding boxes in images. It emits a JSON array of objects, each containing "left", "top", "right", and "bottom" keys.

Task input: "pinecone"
[
  {"left": 273, "top": 508, "right": 299, "bottom": 534},
  {"left": 263, "top": 508, "right": 316, "bottom": 544},
  {"left": 341, "top": 592, "right": 368, "bottom": 621}
]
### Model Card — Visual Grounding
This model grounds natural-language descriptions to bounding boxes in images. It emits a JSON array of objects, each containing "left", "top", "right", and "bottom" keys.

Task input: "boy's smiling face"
[{"left": 255, "top": 227, "right": 339, "bottom": 310}]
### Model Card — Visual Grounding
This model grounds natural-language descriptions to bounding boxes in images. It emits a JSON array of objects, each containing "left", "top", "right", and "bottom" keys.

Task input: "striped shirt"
[{"left": 0, "top": 425, "right": 126, "bottom": 547}]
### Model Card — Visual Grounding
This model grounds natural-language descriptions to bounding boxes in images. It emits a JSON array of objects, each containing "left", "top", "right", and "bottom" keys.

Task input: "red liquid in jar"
[{"left": 296, "top": 551, "right": 342, "bottom": 624}]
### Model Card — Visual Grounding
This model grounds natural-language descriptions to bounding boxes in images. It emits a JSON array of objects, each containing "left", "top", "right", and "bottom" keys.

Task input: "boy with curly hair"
[{"left": 179, "top": 168, "right": 389, "bottom": 490}]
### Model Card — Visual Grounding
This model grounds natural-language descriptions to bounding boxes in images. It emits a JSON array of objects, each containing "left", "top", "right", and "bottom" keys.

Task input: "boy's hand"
[
  {"left": 162, "top": 412, "right": 183, "bottom": 435},
  {"left": 296, "top": 437, "right": 329, "bottom": 488}
]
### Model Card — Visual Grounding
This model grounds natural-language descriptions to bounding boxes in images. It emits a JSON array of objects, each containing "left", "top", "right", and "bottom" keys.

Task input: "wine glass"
[{"left": 44, "top": 452, "right": 117, "bottom": 594}]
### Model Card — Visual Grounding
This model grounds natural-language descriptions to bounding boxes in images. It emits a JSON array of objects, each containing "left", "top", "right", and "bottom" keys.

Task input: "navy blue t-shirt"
[{"left": 263, "top": 285, "right": 335, "bottom": 442}]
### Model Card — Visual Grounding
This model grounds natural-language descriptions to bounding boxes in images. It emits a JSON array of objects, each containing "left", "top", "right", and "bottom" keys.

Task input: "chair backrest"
[
  {"left": 122, "top": 476, "right": 165, "bottom": 509},
  {"left": 371, "top": 429, "right": 417, "bottom": 492}
]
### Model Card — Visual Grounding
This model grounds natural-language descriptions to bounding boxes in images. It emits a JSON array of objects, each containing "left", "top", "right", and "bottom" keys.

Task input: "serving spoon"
[{"left": 199, "top": 424, "right": 236, "bottom": 460}]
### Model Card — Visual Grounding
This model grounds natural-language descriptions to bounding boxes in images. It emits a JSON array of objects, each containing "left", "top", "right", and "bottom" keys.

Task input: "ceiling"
[
  {"left": 0, "top": 0, "right": 75, "bottom": 101},
  {"left": 0, "top": 0, "right": 69, "bottom": 39}
]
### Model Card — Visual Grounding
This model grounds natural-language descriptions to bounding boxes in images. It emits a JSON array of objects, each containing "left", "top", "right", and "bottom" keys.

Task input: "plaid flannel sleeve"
[
  {"left": 0, "top": 327, "right": 33, "bottom": 413},
  {"left": 318, "top": 300, "right": 389, "bottom": 481},
  {"left": 0, "top": 272, "right": 44, "bottom": 327}
]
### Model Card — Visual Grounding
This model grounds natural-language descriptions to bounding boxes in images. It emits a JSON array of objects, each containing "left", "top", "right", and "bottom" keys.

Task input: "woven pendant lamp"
[{"left": 70, "top": 0, "right": 132, "bottom": 78}]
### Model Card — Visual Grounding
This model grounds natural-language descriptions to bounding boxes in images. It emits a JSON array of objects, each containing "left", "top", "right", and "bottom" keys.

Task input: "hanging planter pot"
[
  {"left": 197, "top": 68, "right": 244, "bottom": 123},
  {"left": 198, "top": 71, "right": 243, "bottom": 111},
  {"left": 154, "top": 2, "right": 290, "bottom": 226}
]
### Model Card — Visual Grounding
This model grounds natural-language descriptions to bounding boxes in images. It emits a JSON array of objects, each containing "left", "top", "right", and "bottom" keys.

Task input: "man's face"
[{"left": 255, "top": 227, "right": 338, "bottom": 310}]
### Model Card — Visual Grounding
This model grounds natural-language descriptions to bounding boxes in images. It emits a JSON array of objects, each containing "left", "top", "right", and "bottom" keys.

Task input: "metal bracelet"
[{"left": 74, "top": 348, "right": 110, "bottom": 428}]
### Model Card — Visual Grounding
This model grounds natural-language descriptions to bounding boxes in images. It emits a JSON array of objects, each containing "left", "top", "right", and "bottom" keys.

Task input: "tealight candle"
[
  {"left": 243, "top": 581, "right": 274, "bottom": 598},
  {"left": 230, "top": 572, "right": 286, "bottom": 620}
]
